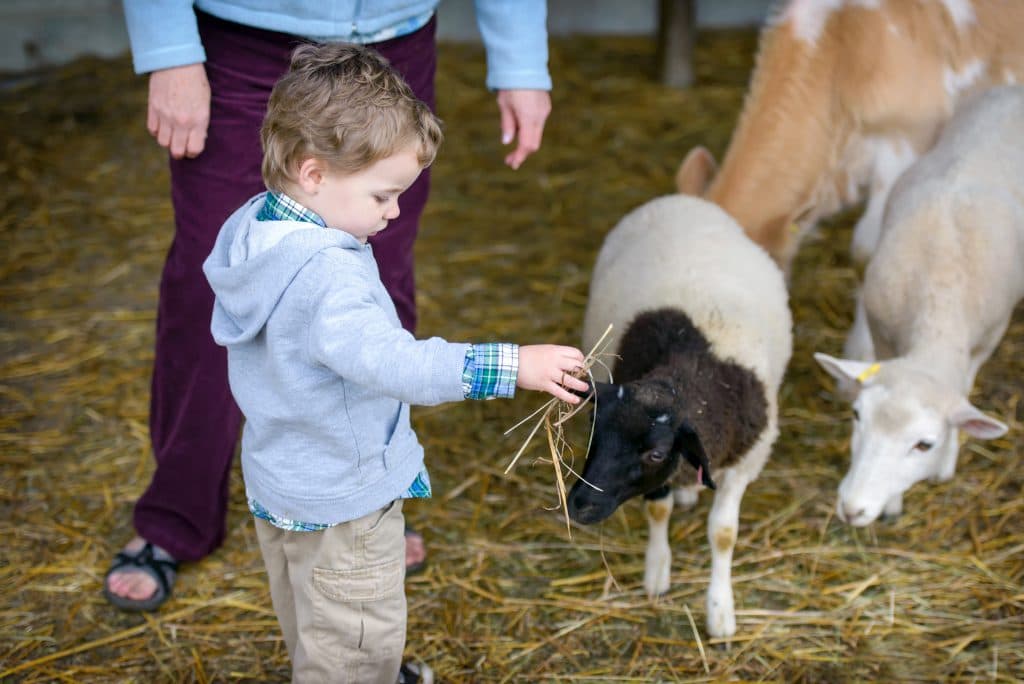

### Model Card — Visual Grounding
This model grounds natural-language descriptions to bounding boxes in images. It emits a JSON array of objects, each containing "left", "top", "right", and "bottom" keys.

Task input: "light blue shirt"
[{"left": 122, "top": 0, "right": 551, "bottom": 91}]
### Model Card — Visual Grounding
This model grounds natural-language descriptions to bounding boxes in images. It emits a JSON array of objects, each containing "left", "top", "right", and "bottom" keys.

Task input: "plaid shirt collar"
[{"left": 256, "top": 191, "right": 327, "bottom": 227}]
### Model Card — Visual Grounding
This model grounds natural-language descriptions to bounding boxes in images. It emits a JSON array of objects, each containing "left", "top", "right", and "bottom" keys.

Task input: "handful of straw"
[{"left": 503, "top": 324, "right": 617, "bottom": 538}]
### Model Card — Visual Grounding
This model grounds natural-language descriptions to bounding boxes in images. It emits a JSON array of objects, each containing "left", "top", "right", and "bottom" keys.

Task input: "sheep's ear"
[
  {"left": 813, "top": 353, "right": 881, "bottom": 390},
  {"left": 950, "top": 400, "right": 1008, "bottom": 439},
  {"left": 674, "top": 421, "right": 715, "bottom": 490},
  {"left": 676, "top": 146, "right": 717, "bottom": 196}
]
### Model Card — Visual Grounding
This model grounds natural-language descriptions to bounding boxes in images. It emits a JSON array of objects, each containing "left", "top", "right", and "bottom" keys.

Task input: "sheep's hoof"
[{"left": 705, "top": 591, "right": 737, "bottom": 638}]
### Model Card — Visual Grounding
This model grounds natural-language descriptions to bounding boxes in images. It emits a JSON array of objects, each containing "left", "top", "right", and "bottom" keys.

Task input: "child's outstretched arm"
[{"left": 517, "top": 345, "right": 589, "bottom": 404}]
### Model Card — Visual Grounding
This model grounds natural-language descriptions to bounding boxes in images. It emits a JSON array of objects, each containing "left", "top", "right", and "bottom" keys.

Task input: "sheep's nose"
[
  {"left": 839, "top": 502, "right": 867, "bottom": 524},
  {"left": 567, "top": 497, "right": 596, "bottom": 523}
]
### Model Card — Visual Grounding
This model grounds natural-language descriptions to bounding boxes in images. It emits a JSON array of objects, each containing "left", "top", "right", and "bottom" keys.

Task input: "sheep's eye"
[
  {"left": 914, "top": 440, "right": 934, "bottom": 452},
  {"left": 642, "top": 449, "right": 667, "bottom": 465},
  {"left": 852, "top": 408, "right": 860, "bottom": 421}
]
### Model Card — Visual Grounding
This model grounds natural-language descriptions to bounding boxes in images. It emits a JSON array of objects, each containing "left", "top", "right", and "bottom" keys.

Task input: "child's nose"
[{"left": 385, "top": 202, "right": 401, "bottom": 220}]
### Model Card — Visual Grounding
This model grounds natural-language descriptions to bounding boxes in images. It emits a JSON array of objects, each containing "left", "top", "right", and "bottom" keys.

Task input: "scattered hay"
[
  {"left": 503, "top": 324, "right": 616, "bottom": 537},
  {"left": 1, "top": 28, "right": 1022, "bottom": 683}
]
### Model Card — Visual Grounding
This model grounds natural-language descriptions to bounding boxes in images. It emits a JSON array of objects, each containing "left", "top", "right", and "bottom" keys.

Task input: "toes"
[{"left": 107, "top": 569, "right": 158, "bottom": 601}]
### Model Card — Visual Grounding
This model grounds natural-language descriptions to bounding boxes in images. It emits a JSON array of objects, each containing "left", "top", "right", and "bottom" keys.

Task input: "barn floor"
[{"left": 2, "top": 29, "right": 1022, "bottom": 683}]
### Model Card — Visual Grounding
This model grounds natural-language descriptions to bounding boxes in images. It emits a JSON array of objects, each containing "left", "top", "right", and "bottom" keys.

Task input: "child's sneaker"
[{"left": 398, "top": 661, "right": 433, "bottom": 684}]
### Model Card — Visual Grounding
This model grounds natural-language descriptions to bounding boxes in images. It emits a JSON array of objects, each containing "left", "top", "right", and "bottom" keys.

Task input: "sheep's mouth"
[{"left": 566, "top": 492, "right": 619, "bottom": 525}]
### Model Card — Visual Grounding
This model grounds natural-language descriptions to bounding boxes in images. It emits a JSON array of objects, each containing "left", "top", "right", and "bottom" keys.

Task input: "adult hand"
[
  {"left": 517, "top": 345, "right": 588, "bottom": 404},
  {"left": 496, "top": 89, "right": 551, "bottom": 170},
  {"left": 147, "top": 63, "right": 211, "bottom": 159}
]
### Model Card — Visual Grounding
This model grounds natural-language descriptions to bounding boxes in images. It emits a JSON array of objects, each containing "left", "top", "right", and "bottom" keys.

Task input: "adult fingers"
[
  {"left": 497, "top": 89, "right": 550, "bottom": 169},
  {"left": 154, "top": 112, "right": 173, "bottom": 151},
  {"left": 168, "top": 122, "right": 191, "bottom": 159},
  {"left": 184, "top": 125, "right": 207, "bottom": 158},
  {"left": 146, "top": 64, "right": 210, "bottom": 158},
  {"left": 507, "top": 117, "right": 544, "bottom": 169},
  {"left": 146, "top": 102, "right": 159, "bottom": 138},
  {"left": 499, "top": 99, "right": 516, "bottom": 146},
  {"left": 151, "top": 110, "right": 208, "bottom": 159}
]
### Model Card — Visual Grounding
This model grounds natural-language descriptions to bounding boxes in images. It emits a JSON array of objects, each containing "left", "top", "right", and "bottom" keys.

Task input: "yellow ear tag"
[
  {"left": 856, "top": 363, "right": 881, "bottom": 383},
  {"left": 788, "top": 222, "right": 801, "bottom": 235}
]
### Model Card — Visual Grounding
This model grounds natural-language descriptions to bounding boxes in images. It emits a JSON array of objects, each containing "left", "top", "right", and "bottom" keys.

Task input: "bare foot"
[
  {"left": 105, "top": 537, "right": 161, "bottom": 601},
  {"left": 405, "top": 529, "right": 426, "bottom": 571}
]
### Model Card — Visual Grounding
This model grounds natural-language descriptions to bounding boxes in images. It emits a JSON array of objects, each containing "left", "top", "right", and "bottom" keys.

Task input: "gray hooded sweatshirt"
[{"left": 204, "top": 194, "right": 470, "bottom": 524}]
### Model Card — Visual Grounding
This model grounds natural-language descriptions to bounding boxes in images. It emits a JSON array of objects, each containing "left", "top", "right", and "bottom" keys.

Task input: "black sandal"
[
  {"left": 398, "top": 662, "right": 434, "bottom": 684},
  {"left": 102, "top": 541, "right": 178, "bottom": 612}
]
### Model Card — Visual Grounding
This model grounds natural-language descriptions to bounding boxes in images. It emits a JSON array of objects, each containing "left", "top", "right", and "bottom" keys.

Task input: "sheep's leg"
[
  {"left": 850, "top": 189, "right": 888, "bottom": 264},
  {"left": 705, "top": 470, "right": 747, "bottom": 638},
  {"left": 850, "top": 140, "right": 917, "bottom": 264},
  {"left": 644, "top": 488, "right": 674, "bottom": 597},
  {"left": 673, "top": 483, "right": 702, "bottom": 510}
]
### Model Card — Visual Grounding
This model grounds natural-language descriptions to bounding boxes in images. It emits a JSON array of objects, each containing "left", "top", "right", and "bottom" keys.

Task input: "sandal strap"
[
  {"left": 109, "top": 542, "right": 178, "bottom": 597},
  {"left": 397, "top": 662, "right": 432, "bottom": 684}
]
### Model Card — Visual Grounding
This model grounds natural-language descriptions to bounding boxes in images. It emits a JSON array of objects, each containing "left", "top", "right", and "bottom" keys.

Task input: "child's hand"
[{"left": 517, "top": 345, "right": 589, "bottom": 404}]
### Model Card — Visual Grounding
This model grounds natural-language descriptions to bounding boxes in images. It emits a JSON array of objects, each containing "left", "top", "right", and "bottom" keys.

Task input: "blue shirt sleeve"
[
  {"left": 473, "top": 0, "right": 552, "bottom": 90},
  {"left": 123, "top": 0, "right": 207, "bottom": 74}
]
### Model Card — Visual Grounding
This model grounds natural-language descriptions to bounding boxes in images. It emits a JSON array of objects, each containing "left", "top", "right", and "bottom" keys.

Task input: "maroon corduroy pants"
[{"left": 133, "top": 11, "right": 436, "bottom": 561}]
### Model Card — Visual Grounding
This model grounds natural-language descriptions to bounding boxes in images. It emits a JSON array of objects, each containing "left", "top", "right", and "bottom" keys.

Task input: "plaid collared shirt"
[
  {"left": 255, "top": 190, "right": 327, "bottom": 226},
  {"left": 249, "top": 192, "right": 517, "bottom": 531}
]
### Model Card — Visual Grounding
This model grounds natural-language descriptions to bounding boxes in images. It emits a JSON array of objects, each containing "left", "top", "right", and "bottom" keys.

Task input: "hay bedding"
[{"left": 1, "top": 29, "right": 1022, "bottom": 683}]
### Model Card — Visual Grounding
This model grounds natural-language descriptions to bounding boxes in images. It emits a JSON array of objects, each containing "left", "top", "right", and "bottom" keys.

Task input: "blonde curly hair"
[{"left": 260, "top": 42, "right": 443, "bottom": 192}]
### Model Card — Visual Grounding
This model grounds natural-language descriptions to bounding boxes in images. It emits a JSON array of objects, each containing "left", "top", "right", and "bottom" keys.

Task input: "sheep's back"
[
  {"left": 865, "top": 86, "right": 1024, "bottom": 341},
  {"left": 583, "top": 195, "right": 792, "bottom": 391}
]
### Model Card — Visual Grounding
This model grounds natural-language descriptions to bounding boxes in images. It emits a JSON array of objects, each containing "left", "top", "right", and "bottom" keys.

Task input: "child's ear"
[{"left": 296, "top": 158, "right": 326, "bottom": 194}]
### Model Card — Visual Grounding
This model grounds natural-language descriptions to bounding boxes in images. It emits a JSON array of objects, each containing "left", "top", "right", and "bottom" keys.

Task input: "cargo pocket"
[
  {"left": 310, "top": 501, "right": 406, "bottom": 668},
  {"left": 311, "top": 557, "right": 403, "bottom": 603}
]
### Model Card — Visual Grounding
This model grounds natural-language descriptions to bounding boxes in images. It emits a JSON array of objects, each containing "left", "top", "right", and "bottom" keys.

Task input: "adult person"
[{"left": 105, "top": 0, "right": 552, "bottom": 612}]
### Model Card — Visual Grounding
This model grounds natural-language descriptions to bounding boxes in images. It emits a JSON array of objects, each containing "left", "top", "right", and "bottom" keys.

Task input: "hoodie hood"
[{"left": 203, "top": 193, "right": 364, "bottom": 345}]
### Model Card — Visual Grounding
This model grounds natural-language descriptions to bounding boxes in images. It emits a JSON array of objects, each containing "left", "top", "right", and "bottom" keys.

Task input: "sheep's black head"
[{"left": 567, "top": 381, "right": 714, "bottom": 525}]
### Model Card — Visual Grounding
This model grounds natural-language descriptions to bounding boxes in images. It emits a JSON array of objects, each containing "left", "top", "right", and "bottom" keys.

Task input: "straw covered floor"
[{"left": 1, "top": 29, "right": 1022, "bottom": 682}]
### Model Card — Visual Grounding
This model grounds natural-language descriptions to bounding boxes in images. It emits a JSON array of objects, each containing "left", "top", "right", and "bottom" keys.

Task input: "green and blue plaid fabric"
[
  {"left": 249, "top": 468, "right": 433, "bottom": 532},
  {"left": 249, "top": 498, "right": 331, "bottom": 532},
  {"left": 462, "top": 343, "right": 518, "bottom": 400},
  {"left": 256, "top": 191, "right": 327, "bottom": 226}
]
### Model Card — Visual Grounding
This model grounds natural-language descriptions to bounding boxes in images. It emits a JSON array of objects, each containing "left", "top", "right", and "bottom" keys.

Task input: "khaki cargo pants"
[{"left": 254, "top": 500, "right": 407, "bottom": 684}]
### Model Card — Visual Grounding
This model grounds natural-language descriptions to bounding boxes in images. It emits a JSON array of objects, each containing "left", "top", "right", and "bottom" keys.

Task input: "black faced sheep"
[{"left": 566, "top": 194, "right": 792, "bottom": 638}]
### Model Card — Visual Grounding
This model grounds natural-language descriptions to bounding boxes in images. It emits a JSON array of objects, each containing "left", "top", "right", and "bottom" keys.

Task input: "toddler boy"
[{"left": 203, "top": 42, "right": 587, "bottom": 683}]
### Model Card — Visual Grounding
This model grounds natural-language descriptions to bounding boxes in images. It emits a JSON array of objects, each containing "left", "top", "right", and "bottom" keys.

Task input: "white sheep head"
[{"left": 814, "top": 353, "right": 1008, "bottom": 526}]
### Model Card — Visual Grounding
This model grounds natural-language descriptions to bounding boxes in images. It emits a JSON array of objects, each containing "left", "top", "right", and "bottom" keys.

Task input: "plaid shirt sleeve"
[{"left": 462, "top": 343, "right": 518, "bottom": 400}]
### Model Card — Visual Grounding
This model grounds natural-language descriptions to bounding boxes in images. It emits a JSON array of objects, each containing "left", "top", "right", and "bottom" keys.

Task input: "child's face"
[{"left": 309, "top": 145, "right": 424, "bottom": 243}]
